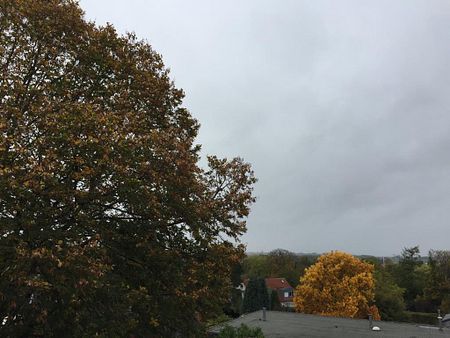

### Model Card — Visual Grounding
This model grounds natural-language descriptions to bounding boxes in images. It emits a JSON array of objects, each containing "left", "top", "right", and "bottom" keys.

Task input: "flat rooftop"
[{"left": 209, "top": 311, "right": 450, "bottom": 338}]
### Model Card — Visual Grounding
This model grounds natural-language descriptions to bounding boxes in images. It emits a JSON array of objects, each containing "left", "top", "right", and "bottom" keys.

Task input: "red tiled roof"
[{"left": 265, "top": 277, "right": 293, "bottom": 290}]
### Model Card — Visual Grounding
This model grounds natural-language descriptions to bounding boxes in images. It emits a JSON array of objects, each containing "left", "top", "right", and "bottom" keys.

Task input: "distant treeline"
[{"left": 226, "top": 247, "right": 450, "bottom": 323}]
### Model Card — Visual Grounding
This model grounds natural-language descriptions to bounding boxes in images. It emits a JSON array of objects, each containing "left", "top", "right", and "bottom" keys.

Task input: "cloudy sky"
[{"left": 80, "top": 0, "right": 450, "bottom": 256}]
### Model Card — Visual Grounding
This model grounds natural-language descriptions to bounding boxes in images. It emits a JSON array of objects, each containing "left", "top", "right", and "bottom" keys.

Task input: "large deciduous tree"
[
  {"left": 374, "top": 269, "right": 406, "bottom": 321},
  {"left": 294, "top": 251, "right": 380, "bottom": 319},
  {"left": 0, "top": 1, "right": 256, "bottom": 336},
  {"left": 266, "top": 249, "right": 314, "bottom": 287},
  {"left": 423, "top": 250, "right": 450, "bottom": 313},
  {"left": 241, "top": 250, "right": 315, "bottom": 287}
]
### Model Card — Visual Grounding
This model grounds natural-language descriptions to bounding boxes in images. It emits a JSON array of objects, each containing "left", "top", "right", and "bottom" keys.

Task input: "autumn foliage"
[
  {"left": 0, "top": 0, "right": 256, "bottom": 336},
  {"left": 294, "top": 251, "right": 380, "bottom": 320}
]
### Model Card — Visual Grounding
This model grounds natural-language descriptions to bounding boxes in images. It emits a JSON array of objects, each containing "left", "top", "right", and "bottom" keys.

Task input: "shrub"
[{"left": 218, "top": 324, "right": 264, "bottom": 338}]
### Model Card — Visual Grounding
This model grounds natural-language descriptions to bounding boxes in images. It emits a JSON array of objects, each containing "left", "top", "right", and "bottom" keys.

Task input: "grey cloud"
[{"left": 80, "top": 0, "right": 450, "bottom": 255}]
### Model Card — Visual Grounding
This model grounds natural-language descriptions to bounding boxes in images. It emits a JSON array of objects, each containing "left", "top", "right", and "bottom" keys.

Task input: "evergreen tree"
[
  {"left": 270, "top": 289, "right": 282, "bottom": 311},
  {"left": 390, "top": 246, "right": 424, "bottom": 310},
  {"left": 257, "top": 278, "right": 270, "bottom": 309},
  {"left": 242, "top": 278, "right": 269, "bottom": 313}
]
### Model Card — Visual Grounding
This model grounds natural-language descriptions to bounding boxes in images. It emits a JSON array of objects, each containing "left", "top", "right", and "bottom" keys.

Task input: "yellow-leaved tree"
[{"left": 294, "top": 251, "right": 380, "bottom": 319}]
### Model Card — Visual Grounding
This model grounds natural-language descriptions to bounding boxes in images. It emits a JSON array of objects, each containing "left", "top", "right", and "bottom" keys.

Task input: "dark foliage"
[
  {"left": 374, "top": 269, "right": 406, "bottom": 321},
  {"left": 0, "top": 1, "right": 256, "bottom": 336},
  {"left": 242, "top": 278, "right": 269, "bottom": 313},
  {"left": 218, "top": 324, "right": 264, "bottom": 338}
]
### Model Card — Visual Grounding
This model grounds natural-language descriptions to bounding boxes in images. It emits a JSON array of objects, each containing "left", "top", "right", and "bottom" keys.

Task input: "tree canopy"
[
  {"left": 0, "top": 0, "right": 256, "bottom": 336},
  {"left": 242, "top": 250, "right": 315, "bottom": 287},
  {"left": 374, "top": 268, "right": 406, "bottom": 321},
  {"left": 294, "top": 251, "right": 380, "bottom": 319},
  {"left": 387, "top": 246, "right": 426, "bottom": 311},
  {"left": 423, "top": 250, "right": 450, "bottom": 313}
]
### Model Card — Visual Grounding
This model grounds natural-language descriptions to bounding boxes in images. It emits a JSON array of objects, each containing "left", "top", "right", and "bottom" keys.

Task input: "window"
[{"left": 284, "top": 291, "right": 293, "bottom": 298}]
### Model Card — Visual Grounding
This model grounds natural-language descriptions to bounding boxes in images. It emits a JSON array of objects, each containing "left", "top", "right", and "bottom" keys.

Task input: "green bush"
[{"left": 218, "top": 324, "right": 264, "bottom": 338}]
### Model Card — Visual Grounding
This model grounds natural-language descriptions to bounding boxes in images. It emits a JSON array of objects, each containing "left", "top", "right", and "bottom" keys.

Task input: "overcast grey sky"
[{"left": 80, "top": 0, "right": 450, "bottom": 256}]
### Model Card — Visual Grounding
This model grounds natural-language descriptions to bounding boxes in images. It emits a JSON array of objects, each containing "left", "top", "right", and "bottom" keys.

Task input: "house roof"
[
  {"left": 209, "top": 311, "right": 450, "bottom": 338},
  {"left": 265, "top": 277, "right": 292, "bottom": 290}
]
